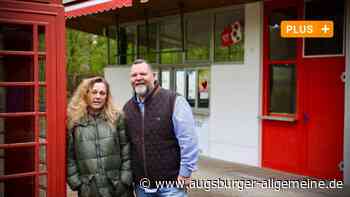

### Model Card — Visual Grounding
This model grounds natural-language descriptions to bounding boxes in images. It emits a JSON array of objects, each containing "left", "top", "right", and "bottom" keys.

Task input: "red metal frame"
[{"left": 0, "top": 0, "right": 66, "bottom": 196}]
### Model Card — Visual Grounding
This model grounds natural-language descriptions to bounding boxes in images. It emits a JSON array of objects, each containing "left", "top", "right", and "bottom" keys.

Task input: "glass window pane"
[
  {"left": 39, "top": 116, "right": 46, "bottom": 141},
  {"left": 269, "top": 64, "right": 296, "bottom": 114},
  {"left": 118, "top": 26, "right": 136, "bottom": 64},
  {"left": 127, "top": 55, "right": 135, "bottom": 64},
  {"left": 161, "top": 70, "right": 170, "bottom": 90},
  {"left": 39, "top": 87, "right": 46, "bottom": 112},
  {"left": 39, "top": 56, "right": 46, "bottom": 82},
  {"left": 160, "top": 17, "right": 182, "bottom": 52},
  {"left": 0, "top": 87, "right": 34, "bottom": 113},
  {"left": 0, "top": 56, "right": 34, "bottom": 82},
  {"left": 269, "top": 9, "right": 297, "bottom": 60},
  {"left": 0, "top": 116, "right": 35, "bottom": 144},
  {"left": 138, "top": 23, "right": 157, "bottom": 63},
  {"left": 40, "top": 188, "right": 47, "bottom": 197},
  {"left": 0, "top": 147, "right": 35, "bottom": 175},
  {"left": 198, "top": 69, "right": 210, "bottom": 108},
  {"left": 175, "top": 70, "right": 185, "bottom": 96},
  {"left": 0, "top": 176, "right": 35, "bottom": 197},
  {"left": 214, "top": 9, "right": 244, "bottom": 62},
  {"left": 39, "top": 175, "right": 47, "bottom": 196},
  {"left": 186, "top": 15, "right": 210, "bottom": 61},
  {"left": 0, "top": 23, "right": 33, "bottom": 51},
  {"left": 186, "top": 70, "right": 196, "bottom": 107},
  {"left": 304, "top": 0, "right": 344, "bottom": 56},
  {"left": 160, "top": 52, "right": 182, "bottom": 64},
  {"left": 108, "top": 26, "right": 117, "bottom": 65},
  {"left": 38, "top": 26, "right": 45, "bottom": 52},
  {"left": 40, "top": 145, "right": 46, "bottom": 170}
]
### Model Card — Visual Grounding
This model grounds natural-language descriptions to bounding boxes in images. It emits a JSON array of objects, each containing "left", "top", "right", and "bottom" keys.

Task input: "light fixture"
[{"left": 140, "top": 0, "right": 149, "bottom": 3}]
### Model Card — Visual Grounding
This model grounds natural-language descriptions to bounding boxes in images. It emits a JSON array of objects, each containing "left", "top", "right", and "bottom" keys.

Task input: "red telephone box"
[{"left": 0, "top": 0, "right": 66, "bottom": 196}]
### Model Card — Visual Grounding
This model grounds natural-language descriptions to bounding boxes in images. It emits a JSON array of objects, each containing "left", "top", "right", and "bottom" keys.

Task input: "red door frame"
[
  {"left": 262, "top": 0, "right": 345, "bottom": 179},
  {"left": 262, "top": 0, "right": 305, "bottom": 174},
  {"left": 0, "top": 0, "right": 66, "bottom": 196}
]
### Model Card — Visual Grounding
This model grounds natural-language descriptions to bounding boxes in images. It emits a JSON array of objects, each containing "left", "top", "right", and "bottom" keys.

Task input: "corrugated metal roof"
[{"left": 64, "top": 0, "right": 131, "bottom": 18}]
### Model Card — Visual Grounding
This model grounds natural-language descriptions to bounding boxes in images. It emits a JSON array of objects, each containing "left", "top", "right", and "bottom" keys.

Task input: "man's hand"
[{"left": 177, "top": 175, "right": 191, "bottom": 191}]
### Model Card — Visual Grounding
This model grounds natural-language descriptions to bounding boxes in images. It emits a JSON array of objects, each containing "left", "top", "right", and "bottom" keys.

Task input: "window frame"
[
  {"left": 154, "top": 64, "right": 210, "bottom": 115},
  {"left": 112, "top": 5, "right": 245, "bottom": 66},
  {"left": 213, "top": 6, "right": 245, "bottom": 64},
  {"left": 302, "top": 0, "right": 346, "bottom": 58},
  {"left": 268, "top": 63, "right": 297, "bottom": 115}
]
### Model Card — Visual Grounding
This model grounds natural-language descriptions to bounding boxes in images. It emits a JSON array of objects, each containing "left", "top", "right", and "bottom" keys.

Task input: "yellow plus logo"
[
  {"left": 321, "top": 24, "right": 330, "bottom": 34},
  {"left": 281, "top": 21, "right": 334, "bottom": 38}
]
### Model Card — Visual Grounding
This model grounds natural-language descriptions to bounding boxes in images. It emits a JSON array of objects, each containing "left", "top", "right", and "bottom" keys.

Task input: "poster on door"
[
  {"left": 198, "top": 69, "right": 209, "bottom": 99},
  {"left": 221, "top": 21, "right": 242, "bottom": 47}
]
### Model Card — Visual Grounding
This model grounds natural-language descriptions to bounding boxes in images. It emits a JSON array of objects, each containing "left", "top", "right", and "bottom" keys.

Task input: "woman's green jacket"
[{"left": 67, "top": 113, "right": 133, "bottom": 197}]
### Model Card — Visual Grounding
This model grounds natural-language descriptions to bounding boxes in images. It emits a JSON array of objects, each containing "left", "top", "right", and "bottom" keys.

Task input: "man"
[{"left": 123, "top": 59, "right": 199, "bottom": 197}]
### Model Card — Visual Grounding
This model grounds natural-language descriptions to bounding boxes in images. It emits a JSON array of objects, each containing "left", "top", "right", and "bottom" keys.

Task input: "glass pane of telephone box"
[
  {"left": 38, "top": 26, "right": 46, "bottom": 52},
  {"left": 39, "top": 56, "right": 46, "bottom": 82},
  {"left": 0, "top": 147, "right": 35, "bottom": 176},
  {"left": 0, "top": 87, "right": 34, "bottom": 113},
  {"left": 39, "top": 175, "right": 47, "bottom": 197},
  {"left": 0, "top": 56, "right": 34, "bottom": 82},
  {"left": 39, "top": 116, "right": 46, "bottom": 142},
  {"left": 0, "top": 23, "right": 33, "bottom": 51},
  {"left": 0, "top": 117, "right": 35, "bottom": 144},
  {"left": 0, "top": 176, "right": 35, "bottom": 197},
  {"left": 39, "top": 145, "right": 46, "bottom": 171},
  {"left": 39, "top": 87, "right": 46, "bottom": 112}
]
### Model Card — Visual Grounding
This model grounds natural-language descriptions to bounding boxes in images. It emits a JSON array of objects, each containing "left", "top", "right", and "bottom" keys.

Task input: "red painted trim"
[
  {"left": 0, "top": 82, "right": 46, "bottom": 87},
  {"left": 65, "top": 0, "right": 132, "bottom": 18},
  {"left": 55, "top": 6, "right": 67, "bottom": 196},
  {"left": 0, "top": 0, "right": 63, "bottom": 15},
  {"left": 0, "top": 82, "right": 35, "bottom": 86},
  {"left": 0, "top": 142, "right": 46, "bottom": 149},
  {"left": 33, "top": 24, "right": 40, "bottom": 197},
  {"left": 0, "top": 50, "right": 35, "bottom": 56},
  {"left": 0, "top": 112, "right": 46, "bottom": 117},
  {"left": 0, "top": 172, "right": 47, "bottom": 181}
]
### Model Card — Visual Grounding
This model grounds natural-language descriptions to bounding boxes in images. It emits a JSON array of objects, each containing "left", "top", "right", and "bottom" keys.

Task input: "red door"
[
  {"left": 262, "top": 0, "right": 345, "bottom": 179},
  {"left": 0, "top": 1, "right": 66, "bottom": 196},
  {"left": 303, "top": 57, "right": 344, "bottom": 179}
]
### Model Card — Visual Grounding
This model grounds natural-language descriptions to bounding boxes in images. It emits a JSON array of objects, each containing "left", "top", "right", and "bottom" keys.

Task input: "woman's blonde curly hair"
[{"left": 67, "top": 76, "right": 119, "bottom": 129}]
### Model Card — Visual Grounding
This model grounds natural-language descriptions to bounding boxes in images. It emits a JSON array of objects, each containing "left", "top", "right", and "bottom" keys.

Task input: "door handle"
[
  {"left": 303, "top": 112, "right": 310, "bottom": 123},
  {"left": 340, "top": 72, "right": 346, "bottom": 83}
]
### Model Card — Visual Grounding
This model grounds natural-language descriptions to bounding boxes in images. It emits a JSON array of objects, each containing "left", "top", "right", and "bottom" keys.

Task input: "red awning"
[{"left": 65, "top": 0, "right": 132, "bottom": 19}]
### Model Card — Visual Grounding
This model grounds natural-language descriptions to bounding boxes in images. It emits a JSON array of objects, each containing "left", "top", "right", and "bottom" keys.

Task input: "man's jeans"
[{"left": 135, "top": 185, "right": 187, "bottom": 197}]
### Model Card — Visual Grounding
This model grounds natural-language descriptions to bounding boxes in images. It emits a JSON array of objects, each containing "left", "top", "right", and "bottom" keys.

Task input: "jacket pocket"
[{"left": 79, "top": 175, "right": 96, "bottom": 197}]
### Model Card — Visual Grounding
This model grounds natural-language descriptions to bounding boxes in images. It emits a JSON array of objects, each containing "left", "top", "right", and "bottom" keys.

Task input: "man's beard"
[{"left": 134, "top": 84, "right": 148, "bottom": 97}]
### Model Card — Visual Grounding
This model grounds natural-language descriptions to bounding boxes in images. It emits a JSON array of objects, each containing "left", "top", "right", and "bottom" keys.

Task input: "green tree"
[{"left": 66, "top": 28, "right": 109, "bottom": 96}]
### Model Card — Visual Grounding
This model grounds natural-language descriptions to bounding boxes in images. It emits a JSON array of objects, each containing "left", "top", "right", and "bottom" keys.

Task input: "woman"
[{"left": 67, "top": 77, "right": 133, "bottom": 197}]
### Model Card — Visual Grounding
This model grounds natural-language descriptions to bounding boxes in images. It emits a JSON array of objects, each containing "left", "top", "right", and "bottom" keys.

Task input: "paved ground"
[{"left": 67, "top": 156, "right": 350, "bottom": 197}]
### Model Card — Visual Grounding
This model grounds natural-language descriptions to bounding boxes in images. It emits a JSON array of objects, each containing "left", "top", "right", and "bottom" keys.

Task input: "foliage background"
[{"left": 66, "top": 28, "right": 109, "bottom": 96}]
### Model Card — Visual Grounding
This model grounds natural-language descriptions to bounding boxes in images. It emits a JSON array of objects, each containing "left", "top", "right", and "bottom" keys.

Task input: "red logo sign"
[{"left": 221, "top": 21, "right": 242, "bottom": 47}]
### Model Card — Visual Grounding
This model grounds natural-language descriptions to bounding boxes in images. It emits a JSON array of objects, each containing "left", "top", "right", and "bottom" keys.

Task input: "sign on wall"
[{"left": 221, "top": 21, "right": 242, "bottom": 47}]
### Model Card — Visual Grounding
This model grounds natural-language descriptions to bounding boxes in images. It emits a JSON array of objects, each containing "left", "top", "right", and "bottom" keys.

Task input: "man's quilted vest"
[{"left": 123, "top": 84, "right": 180, "bottom": 187}]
